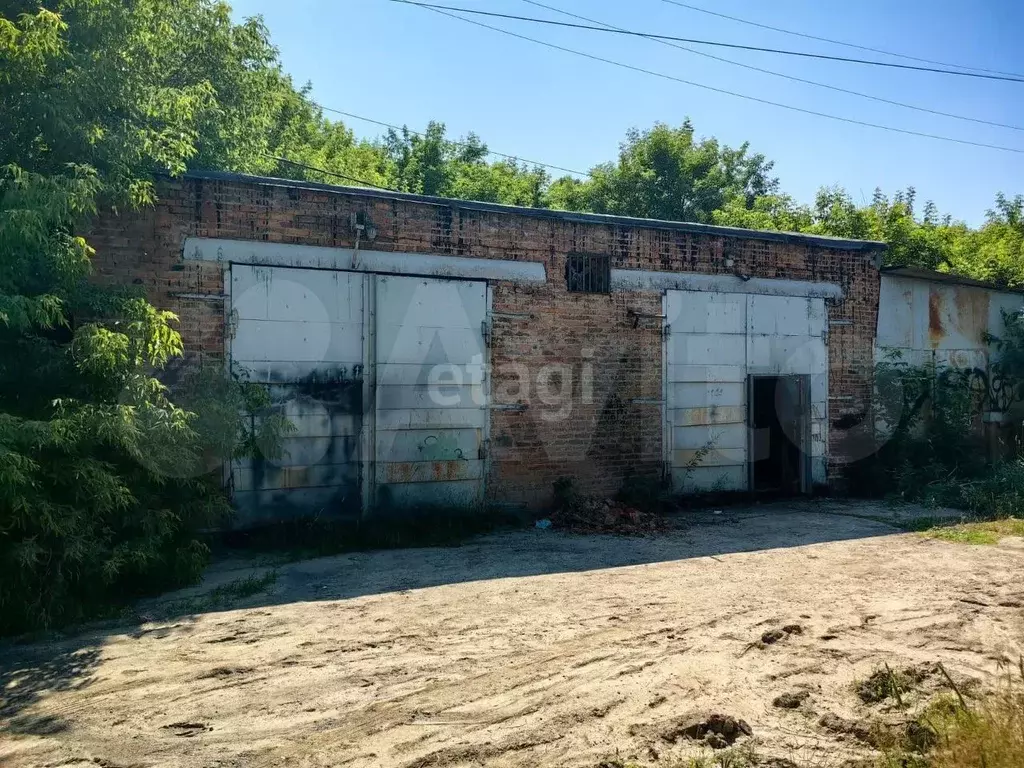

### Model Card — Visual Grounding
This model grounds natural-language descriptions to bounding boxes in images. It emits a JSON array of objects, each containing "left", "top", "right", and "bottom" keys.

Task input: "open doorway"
[{"left": 748, "top": 375, "right": 810, "bottom": 495}]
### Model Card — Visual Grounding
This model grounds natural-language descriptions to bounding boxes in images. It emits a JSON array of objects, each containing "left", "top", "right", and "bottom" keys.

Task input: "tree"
[
  {"left": 713, "top": 184, "right": 1024, "bottom": 284},
  {"left": 0, "top": 0, "right": 287, "bottom": 633},
  {"left": 379, "top": 121, "right": 550, "bottom": 206},
  {"left": 949, "top": 194, "right": 1024, "bottom": 286},
  {"left": 546, "top": 120, "right": 776, "bottom": 223}
]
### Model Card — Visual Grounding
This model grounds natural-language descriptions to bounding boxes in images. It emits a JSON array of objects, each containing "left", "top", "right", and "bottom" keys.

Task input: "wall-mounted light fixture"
[{"left": 350, "top": 211, "right": 377, "bottom": 268}]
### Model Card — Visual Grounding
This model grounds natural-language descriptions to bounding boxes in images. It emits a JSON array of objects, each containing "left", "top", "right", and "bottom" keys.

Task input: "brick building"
[{"left": 88, "top": 171, "right": 885, "bottom": 524}]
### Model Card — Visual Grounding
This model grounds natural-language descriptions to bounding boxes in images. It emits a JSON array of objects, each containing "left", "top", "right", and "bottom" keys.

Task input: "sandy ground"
[{"left": 2, "top": 500, "right": 1024, "bottom": 768}]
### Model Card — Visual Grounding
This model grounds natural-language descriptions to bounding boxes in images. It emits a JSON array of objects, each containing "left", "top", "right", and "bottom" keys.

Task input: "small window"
[{"left": 565, "top": 253, "right": 610, "bottom": 293}]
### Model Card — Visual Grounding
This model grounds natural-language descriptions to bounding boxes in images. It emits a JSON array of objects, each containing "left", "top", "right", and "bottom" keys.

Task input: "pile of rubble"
[{"left": 547, "top": 496, "right": 669, "bottom": 535}]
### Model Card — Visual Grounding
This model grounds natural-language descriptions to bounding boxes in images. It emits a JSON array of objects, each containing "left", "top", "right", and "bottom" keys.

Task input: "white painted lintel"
[
  {"left": 183, "top": 237, "right": 547, "bottom": 284},
  {"left": 611, "top": 269, "right": 843, "bottom": 299}
]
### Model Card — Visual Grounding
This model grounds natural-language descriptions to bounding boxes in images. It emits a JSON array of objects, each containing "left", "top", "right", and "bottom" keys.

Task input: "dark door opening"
[{"left": 748, "top": 375, "right": 810, "bottom": 494}]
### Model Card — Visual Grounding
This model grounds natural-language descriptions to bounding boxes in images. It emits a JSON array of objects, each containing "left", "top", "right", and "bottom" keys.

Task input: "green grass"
[
  {"left": 921, "top": 517, "right": 1024, "bottom": 545},
  {"left": 159, "top": 569, "right": 278, "bottom": 617},
  {"left": 875, "top": 661, "right": 1024, "bottom": 768}
]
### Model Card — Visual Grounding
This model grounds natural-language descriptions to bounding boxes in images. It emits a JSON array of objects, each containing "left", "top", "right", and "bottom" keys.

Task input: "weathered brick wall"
[{"left": 86, "top": 175, "right": 880, "bottom": 505}]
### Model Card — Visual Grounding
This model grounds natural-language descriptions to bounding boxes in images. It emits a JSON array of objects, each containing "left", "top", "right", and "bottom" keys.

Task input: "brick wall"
[{"left": 86, "top": 175, "right": 880, "bottom": 506}]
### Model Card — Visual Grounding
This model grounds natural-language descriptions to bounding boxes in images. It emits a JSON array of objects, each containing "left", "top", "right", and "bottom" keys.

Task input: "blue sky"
[{"left": 230, "top": 0, "right": 1024, "bottom": 226}]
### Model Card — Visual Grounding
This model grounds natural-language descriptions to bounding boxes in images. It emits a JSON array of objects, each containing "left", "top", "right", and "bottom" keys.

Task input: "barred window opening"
[{"left": 565, "top": 253, "right": 610, "bottom": 293}]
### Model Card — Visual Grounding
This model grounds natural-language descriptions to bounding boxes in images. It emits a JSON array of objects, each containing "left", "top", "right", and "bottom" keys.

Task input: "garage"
[{"left": 664, "top": 288, "right": 829, "bottom": 493}]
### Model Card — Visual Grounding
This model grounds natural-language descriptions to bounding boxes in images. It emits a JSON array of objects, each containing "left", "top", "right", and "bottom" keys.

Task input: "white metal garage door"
[
  {"left": 374, "top": 275, "right": 488, "bottom": 509},
  {"left": 664, "top": 290, "right": 828, "bottom": 492},
  {"left": 229, "top": 265, "right": 366, "bottom": 523},
  {"left": 228, "top": 266, "right": 489, "bottom": 523}
]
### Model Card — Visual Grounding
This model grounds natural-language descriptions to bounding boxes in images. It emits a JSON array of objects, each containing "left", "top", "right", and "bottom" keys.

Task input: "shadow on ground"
[
  {"left": 147, "top": 498, "right": 960, "bottom": 619},
  {"left": 0, "top": 498, "right": 958, "bottom": 730},
  {"left": 0, "top": 641, "right": 103, "bottom": 735}
]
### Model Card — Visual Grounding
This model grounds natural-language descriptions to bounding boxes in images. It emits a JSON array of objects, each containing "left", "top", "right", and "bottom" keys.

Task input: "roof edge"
[
  {"left": 882, "top": 266, "right": 1024, "bottom": 295},
  {"left": 174, "top": 170, "right": 888, "bottom": 253}
]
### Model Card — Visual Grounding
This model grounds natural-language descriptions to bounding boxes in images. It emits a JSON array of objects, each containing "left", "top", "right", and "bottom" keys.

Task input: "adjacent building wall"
[
  {"left": 86, "top": 173, "right": 882, "bottom": 508},
  {"left": 876, "top": 270, "right": 1023, "bottom": 370}
]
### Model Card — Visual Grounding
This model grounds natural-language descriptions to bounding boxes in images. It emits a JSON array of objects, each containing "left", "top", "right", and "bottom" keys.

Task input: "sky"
[{"left": 229, "top": 0, "right": 1024, "bottom": 226}]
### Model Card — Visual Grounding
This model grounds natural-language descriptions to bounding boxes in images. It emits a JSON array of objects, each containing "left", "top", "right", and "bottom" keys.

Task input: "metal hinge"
[
  {"left": 662, "top": 322, "right": 672, "bottom": 339},
  {"left": 481, "top": 319, "right": 492, "bottom": 348},
  {"left": 479, "top": 438, "right": 490, "bottom": 460}
]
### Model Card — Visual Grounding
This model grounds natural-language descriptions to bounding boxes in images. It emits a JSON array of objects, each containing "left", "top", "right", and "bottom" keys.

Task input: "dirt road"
[{"left": 3, "top": 501, "right": 1023, "bottom": 767}]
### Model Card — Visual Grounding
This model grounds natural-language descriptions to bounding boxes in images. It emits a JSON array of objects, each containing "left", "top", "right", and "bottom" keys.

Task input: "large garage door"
[
  {"left": 665, "top": 290, "right": 827, "bottom": 493},
  {"left": 230, "top": 265, "right": 365, "bottom": 524},
  {"left": 374, "top": 275, "right": 488, "bottom": 509},
  {"left": 228, "top": 267, "right": 489, "bottom": 523}
]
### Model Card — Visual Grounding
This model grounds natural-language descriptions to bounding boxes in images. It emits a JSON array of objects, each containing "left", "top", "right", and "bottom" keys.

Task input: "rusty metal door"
[{"left": 372, "top": 275, "right": 488, "bottom": 509}]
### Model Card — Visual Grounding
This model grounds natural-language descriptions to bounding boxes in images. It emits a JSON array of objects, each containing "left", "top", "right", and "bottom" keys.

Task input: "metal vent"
[{"left": 565, "top": 253, "right": 610, "bottom": 293}]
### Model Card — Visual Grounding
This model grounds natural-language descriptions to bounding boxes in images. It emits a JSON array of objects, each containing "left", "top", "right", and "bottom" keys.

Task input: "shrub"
[{"left": 849, "top": 353, "right": 1024, "bottom": 516}]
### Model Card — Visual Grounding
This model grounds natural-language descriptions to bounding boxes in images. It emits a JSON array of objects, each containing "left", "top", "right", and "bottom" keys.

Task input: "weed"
[
  {"left": 684, "top": 743, "right": 762, "bottom": 767},
  {"left": 899, "top": 516, "right": 951, "bottom": 532},
  {"left": 868, "top": 659, "right": 1024, "bottom": 768},
  {"left": 857, "top": 665, "right": 932, "bottom": 705},
  {"left": 927, "top": 660, "right": 1024, "bottom": 768},
  {"left": 921, "top": 517, "right": 1024, "bottom": 545},
  {"left": 161, "top": 570, "right": 278, "bottom": 616}
]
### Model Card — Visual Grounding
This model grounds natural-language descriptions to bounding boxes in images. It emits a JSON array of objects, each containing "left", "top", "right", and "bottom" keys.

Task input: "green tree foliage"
[
  {"left": 381, "top": 122, "right": 550, "bottom": 206},
  {"left": 263, "top": 85, "right": 392, "bottom": 188},
  {"left": 0, "top": 1, "right": 290, "bottom": 634},
  {"left": 714, "top": 185, "right": 1023, "bottom": 285},
  {"left": 546, "top": 121, "right": 777, "bottom": 223},
  {"left": 944, "top": 194, "right": 1024, "bottom": 286}
]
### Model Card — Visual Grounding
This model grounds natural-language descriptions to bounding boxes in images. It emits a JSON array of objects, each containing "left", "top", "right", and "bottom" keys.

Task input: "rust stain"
[
  {"left": 278, "top": 466, "right": 309, "bottom": 489},
  {"left": 386, "top": 461, "right": 468, "bottom": 484},
  {"left": 432, "top": 460, "right": 465, "bottom": 482},
  {"left": 927, "top": 289, "right": 944, "bottom": 348},
  {"left": 386, "top": 462, "right": 416, "bottom": 484},
  {"left": 686, "top": 407, "right": 712, "bottom": 426},
  {"left": 680, "top": 405, "right": 742, "bottom": 426},
  {"left": 953, "top": 287, "right": 990, "bottom": 343}
]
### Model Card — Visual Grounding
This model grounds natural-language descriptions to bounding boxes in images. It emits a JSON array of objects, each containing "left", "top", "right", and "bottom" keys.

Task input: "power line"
[
  {"left": 389, "top": 1, "right": 1024, "bottom": 85},
  {"left": 397, "top": 1, "right": 1024, "bottom": 155},
  {"left": 262, "top": 153, "right": 397, "bottom": 190},
  {"left": 520, "top": 0, "right": 1024, "bottom": 133},
  {"left": 317, "top": 107, "right": 590, "bottom": 177},
  {"left": 659, "top": 0, "right": 1024, "bottom": 80}
]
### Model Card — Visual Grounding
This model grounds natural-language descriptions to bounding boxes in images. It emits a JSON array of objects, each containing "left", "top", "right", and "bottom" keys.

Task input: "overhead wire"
[
  {"left": 262, "top": 153, "right": 398, "bottom": 190},
  {"left": 390, "top": 1, "right": 1024, "bottom": 155},
  {"left": 658, "top": 0, "right": 1024, "bottom": 80},
  {"left": 316, "top": 107, "right": 590, "bottom": 176},
  {"left": 519, "top": 0, "right": 1024, "bottom": 133},
  {"left": 387, "top": 1, "right": 1024, "bottom": 84}
]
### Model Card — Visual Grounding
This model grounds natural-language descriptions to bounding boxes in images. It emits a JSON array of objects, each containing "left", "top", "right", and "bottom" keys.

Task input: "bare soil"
[{"left": 2, "top": 500, "right": 1023, "bottom": 767}]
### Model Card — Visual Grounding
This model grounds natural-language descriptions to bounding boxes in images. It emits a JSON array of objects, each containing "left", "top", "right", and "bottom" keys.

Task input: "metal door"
[
  {"left": 372, "top": 275, "right": 488, "bottom": 509},
  {"left": 664, "top": 290, "right": 748, "bottom": 491},
  {"left": 229, "top": 264, "right": 365, "bottom": 525}
]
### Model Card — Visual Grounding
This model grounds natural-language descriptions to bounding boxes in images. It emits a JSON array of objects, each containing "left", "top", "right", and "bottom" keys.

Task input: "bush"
[
  {"left": 848, "top": 356, "right": 1020, "bottom": 515},
  {"left": 0, "top": 355, "right": 284, "bottom": 635}
]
